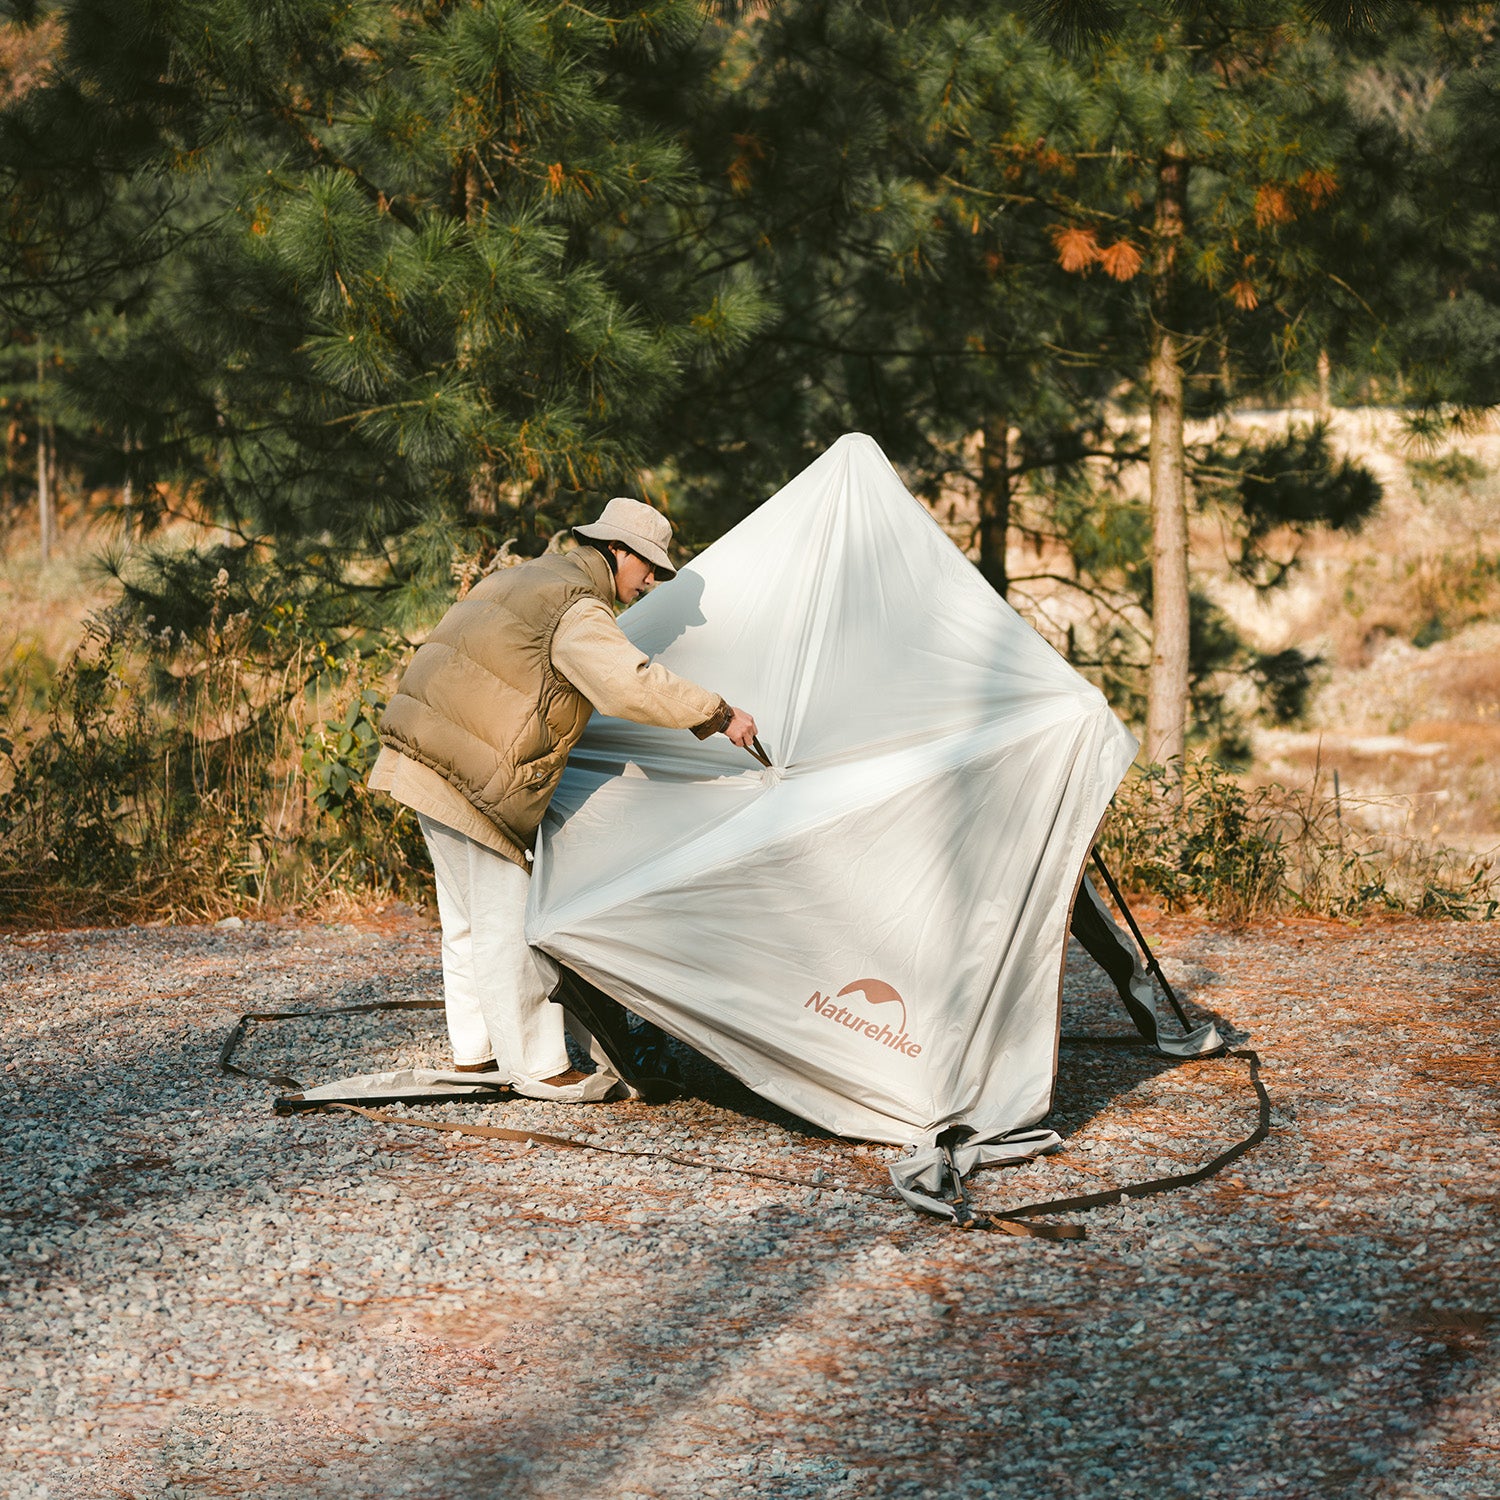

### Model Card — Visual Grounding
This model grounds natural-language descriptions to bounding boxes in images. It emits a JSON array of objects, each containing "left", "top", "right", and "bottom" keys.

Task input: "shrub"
[
  {"left": 0, "top": 601, "right": 429, "bottom": 924},
  {"left": 1099, "top": 755, "right": 1498, "bottom": 923},
  {"left": 5, "top": 626, "right": 1495, "bottom": 927}
]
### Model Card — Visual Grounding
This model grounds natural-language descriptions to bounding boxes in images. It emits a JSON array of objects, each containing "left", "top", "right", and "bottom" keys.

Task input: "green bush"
[
  {"left": 1099, "top": 758, "right": 1286, "bottom": 922},
  {"left": 302, "top": 689, "right": 384, "bottom": 814}
]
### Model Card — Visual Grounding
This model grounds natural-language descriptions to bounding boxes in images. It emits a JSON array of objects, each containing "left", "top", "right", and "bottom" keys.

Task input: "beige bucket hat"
[{"left": 572, "top": 497, "right": 677, "bottom": 578}]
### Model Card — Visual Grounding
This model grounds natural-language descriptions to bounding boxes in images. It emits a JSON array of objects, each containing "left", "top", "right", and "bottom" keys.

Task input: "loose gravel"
[{"left": 1, "top": 907, "right": 1495, "bottom": 1499}]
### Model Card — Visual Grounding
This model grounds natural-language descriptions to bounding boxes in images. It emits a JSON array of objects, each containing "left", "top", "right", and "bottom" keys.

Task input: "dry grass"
[
  {"left": 0, "top": 561, "right": 429, "bottom": 925},
  {"left": 1249, "top": 621, "right": 1500, "bottom": 852},
  {"left": 0, "top": 508, "right": 119, "bottom": 723},
  {"left": 1101, "top": 755, "right": 1499, "bottom": 922},
  {"left": 1195, "top": 411, "right": 1500, "bottom": 860}
]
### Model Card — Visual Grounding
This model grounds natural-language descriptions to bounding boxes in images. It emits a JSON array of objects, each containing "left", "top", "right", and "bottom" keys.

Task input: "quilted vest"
[{"left": 379, "top": 547, "right": 615, "bottom": 853}]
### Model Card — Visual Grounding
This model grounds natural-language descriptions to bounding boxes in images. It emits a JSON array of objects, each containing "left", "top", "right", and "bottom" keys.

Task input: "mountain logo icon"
[
  {"left": 803, "top": 977, "right": 921, "bottom": 1058},
  {"left": 835, "top": 978, "right": 907, "bottom": 1034}
]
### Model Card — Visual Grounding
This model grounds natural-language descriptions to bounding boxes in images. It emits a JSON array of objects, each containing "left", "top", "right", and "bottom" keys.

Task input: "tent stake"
[
  {"left": 936, "top": 1127, "right": 989, "bottom": 1230},
  {"left": 1089, "top": 850, "right": 1194, "bottom": 1034}
]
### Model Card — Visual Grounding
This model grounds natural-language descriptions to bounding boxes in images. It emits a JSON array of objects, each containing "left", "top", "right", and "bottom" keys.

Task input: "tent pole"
[{"left": 1089, "top": 850, "right": 1194, "bottom": 1034}]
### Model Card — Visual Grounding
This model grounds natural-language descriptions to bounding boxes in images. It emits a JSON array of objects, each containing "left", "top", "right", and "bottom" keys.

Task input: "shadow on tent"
[{"left": 550, "top": 848, "right": 1225, "bottom": 1118}]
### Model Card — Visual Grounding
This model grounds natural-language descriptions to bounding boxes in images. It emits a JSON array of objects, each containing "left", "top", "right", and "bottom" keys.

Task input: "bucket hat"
[{"left": 572, "top": 497, "right": 677, "bottom": 579}]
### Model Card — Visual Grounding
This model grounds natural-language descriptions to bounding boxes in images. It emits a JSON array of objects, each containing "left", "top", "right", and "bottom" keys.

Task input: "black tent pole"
[{"left": 1089, "top": 850, "right": 1195, "bottom": 1035}]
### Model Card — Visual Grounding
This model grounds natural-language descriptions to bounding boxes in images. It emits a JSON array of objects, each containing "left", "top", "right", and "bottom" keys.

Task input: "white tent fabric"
[{"left": 527, "top": 433, "right": 1138, "bottom": 1155}]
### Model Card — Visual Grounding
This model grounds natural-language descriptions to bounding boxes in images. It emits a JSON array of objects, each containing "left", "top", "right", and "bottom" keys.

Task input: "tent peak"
[{"left": 825, "top": 432, "right": 902, "bottom": 487}]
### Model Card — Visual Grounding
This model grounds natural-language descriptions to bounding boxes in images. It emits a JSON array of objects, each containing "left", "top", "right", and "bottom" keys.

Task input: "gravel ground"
[{"left": 1, "top": 907, "right": 1495, "bottom": 1500}]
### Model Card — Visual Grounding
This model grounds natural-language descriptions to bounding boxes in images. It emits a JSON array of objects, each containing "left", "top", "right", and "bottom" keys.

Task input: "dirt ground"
[{"left": 1, "top": 908, "right": 1497, "bottom": 1500}]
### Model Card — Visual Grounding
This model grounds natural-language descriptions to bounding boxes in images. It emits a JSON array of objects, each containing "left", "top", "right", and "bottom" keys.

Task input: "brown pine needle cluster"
[{"left": 1051, "top": 224, "right": 1142, "bottom": 280}]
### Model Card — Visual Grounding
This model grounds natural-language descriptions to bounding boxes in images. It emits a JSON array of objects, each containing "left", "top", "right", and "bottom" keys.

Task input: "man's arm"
[{"left": 552, "top": 598, "right": 757, "bottom": 745}]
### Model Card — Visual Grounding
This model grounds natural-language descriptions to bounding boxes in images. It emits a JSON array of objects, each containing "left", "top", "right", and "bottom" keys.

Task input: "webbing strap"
[
  {"left": 226, "top": 1004, "right": 1269, "bottom": 1241},
  {"left": 329, "top": 1103, "right": 590, "bottom": 1155},
  {"left": 989, "top": 1047, "right": 1270, "bottom": 1231},
  {"left": 217, "top": 998, "right": 444, "bottom": 1089},
  {"left": 327, "top": 1103, "right": 893, "bottom": 1200}
]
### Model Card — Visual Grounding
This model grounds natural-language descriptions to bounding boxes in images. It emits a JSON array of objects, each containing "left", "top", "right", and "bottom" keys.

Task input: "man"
[{"left": 369, "top": 497, "right": 757, "bottom": 1100}]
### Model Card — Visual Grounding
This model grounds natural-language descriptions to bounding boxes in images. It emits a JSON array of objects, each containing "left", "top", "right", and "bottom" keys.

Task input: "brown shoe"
[
  {"left": 540, "top": 1068, "right": 590, "bottom": 1087},
  {"left": 453, "top": 1059, "right": 499, "bottom": 1074}
]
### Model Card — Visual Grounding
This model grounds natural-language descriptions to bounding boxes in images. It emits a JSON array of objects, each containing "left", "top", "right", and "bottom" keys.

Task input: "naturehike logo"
[{"left": 804, "top": 978, "right": 922, "bottom": 1058}]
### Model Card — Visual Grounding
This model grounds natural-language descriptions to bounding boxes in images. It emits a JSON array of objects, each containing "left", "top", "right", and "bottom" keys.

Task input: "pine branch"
[
  {"left": 1022, "top": 0, "right": 1125, "bottom": 51},
  {"left": 261, "top": 96, "right": 421, "bottom": 233}
]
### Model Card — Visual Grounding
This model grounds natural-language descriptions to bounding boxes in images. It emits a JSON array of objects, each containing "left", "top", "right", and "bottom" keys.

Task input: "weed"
[
  {"left": 0, "top": 598, "right": 429, "bottom": 924},
  {"left": 1100, "top": 755, "right": 1498, "bottom": 922},
  {"left": 1099, "top": 759, "right": 1287, "bottom": 923}
]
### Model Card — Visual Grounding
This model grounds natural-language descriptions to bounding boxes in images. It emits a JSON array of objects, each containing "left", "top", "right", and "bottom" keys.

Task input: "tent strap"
[
  {"left": 218, "top": 998, "right": 445, "bottom": 1091},
  {"left": 221, "top": 1004, "right": 1270, "bottom": 1242},
  {"left": 322, "top": 1102, "right": 895, "bottom": 1202},
  {"left": 892, "top": 1046, "right": 1268, "bottom": 1239},
  {"left": 300, "top": 1044, "right": 1268, "bottom": 1244},
  {"left": 983, "top": 1044, "right": 1271, "bottom": 1233}
]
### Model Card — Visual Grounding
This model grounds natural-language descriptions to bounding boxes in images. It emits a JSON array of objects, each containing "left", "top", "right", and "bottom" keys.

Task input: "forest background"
[{"left": 2, "top": 0, "right": 1499, "bottom": 925}]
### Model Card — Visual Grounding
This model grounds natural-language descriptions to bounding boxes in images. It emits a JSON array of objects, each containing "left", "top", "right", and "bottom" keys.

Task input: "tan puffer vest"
[{"left": 378, "top": 547, "right": 615, "bottom": 854}]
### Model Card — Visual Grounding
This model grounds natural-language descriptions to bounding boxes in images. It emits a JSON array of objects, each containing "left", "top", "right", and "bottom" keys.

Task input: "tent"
[
  {"left": 525, "top": 433, "right": 1218, "bottom": 1210},
  {"left": 265, "top": 432, "right": 1225, "bottom": 1224}
]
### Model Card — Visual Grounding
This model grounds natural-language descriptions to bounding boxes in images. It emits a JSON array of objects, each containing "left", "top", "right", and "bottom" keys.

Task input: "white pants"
[{"left": 418, "top": 813, "right": 568, "bottom": 1081}]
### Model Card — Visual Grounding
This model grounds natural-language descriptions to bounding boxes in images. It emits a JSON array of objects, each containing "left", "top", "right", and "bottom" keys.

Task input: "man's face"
[{"left": 613, "top": 546, "right": 657, "bottom": 604}]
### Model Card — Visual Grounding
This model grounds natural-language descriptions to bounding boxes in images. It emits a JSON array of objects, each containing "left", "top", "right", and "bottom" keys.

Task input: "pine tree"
[
  {"left": 640, "top": 2, "right": 1385, "bottom": 757},
  {"left": 1006, "top": 2, "right": 1400, "bottom": 754},
  {"left": 1006, "top": 1, "right": 1450, "bottom": 764},
  {"left": 641, "top": 2, "right": 1128, "bottom": 604},
  {"left": 0, "top": 0, "right": 766, "bottom": 639}
]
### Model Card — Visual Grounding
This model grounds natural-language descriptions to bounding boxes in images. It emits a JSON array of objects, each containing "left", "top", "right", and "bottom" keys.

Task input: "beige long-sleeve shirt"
[
  {"left": 550, "top": 596, "right": 722, "bottom": 727},
  {"left": 369, "top": 593, "right": 726, "bottom": 866}
]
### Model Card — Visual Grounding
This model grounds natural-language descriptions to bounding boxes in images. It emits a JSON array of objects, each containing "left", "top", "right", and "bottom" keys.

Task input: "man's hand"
[{"left": 724, "top": 707, "right": 758, "bottom": 749}]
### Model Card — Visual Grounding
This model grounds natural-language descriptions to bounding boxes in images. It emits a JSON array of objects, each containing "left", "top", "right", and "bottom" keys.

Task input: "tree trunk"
[
  {"left": 977, "top": 420, "right": 1011, "bottom": 598},
  {"left": 1145, "top": 147, "right": 1190, "bottom": 770},
  {"left": 36, "top": 347, "right": 53, "bottom": 568},
  {"left": 121, "top": 433, "right": 134, "bottom": 553}
]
